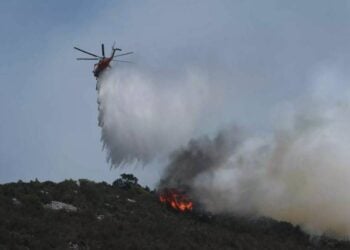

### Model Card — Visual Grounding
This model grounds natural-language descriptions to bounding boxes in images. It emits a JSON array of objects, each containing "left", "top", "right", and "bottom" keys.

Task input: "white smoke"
[
  {"left": 192, "top": 94, "right": 350, "bottom": 238},
  {"left": 160, "top": 68, "right": 350, "bottom": 239}
]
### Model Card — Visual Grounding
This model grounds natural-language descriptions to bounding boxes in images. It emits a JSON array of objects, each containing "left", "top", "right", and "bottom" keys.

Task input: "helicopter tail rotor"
[{"left": 112, "top": 41, "right": 122, "bottom": 51}]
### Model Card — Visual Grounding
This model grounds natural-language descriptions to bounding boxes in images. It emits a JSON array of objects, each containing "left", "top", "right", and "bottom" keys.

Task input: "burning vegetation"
[{"left": 159, "top": 188, "right": 193, "bottom": 212}]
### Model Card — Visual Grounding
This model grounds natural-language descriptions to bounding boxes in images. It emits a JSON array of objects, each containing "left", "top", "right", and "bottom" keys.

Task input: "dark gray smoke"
[{"left": 159, "top": 126, "right": 243, "bottom": 190}]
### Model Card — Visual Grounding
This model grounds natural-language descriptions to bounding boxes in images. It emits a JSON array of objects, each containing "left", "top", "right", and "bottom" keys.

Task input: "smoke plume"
[
  {"left": 160, "top": 75, "right": 350, "bottom": 239},
  {"left": 158, "top": 126, "right": 243, "bottom": 190}
]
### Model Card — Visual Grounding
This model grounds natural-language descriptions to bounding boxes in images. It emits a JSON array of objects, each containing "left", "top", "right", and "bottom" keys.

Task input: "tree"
[{"left": 113, "top": 174, "right": 138, "bottom": 189}]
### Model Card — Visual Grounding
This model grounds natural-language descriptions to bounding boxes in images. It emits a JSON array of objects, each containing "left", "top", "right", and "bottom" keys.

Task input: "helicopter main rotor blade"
[
  {"left": 112, "top": 59, "right": 133, "bottom": 63},
  {"left": 74, "top": 47, "right": 101, "bottom": 58},
  {"left": 76, "top": 58, "right": 99, "bottom": 60},
  {"left": 101, "top": 44, "right": 105, "bottom": 57},
  {"left": 114, "top": 52, "right": 133, "bottom": 57}
]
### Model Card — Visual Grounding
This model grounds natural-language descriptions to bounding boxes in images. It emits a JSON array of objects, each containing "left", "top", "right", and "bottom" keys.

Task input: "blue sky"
[{"left": 1, "top": 1, "right": 350, "bottom": 186}]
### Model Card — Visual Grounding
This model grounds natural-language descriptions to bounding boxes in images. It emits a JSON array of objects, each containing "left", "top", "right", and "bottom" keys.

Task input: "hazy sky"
[{"left": 1, "top": 0, "right": 350, "bottom": 186}]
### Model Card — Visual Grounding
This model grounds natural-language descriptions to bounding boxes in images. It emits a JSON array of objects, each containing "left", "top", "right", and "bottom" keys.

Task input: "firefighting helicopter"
[{"left": 74, "top": 42, "right": 133, "bottom": 78}]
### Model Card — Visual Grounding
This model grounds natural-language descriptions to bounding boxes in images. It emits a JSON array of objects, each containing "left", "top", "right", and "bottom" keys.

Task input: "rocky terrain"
[{"left": 0, "top": 175, "right": 349, "bottom": 250}]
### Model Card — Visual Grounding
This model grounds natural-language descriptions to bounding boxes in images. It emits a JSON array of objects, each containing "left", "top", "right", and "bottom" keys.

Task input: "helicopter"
[{"left": 74, "top": 43, "right": 133, "bottom": 78}]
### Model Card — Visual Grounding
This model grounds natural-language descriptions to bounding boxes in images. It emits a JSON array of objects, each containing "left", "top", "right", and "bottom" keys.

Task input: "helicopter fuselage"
[{"left": 93, "top": 57, "right": 113, "bottom": 78}]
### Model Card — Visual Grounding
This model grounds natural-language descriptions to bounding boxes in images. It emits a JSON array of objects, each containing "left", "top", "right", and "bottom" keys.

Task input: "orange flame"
[{"left": 159, "top": 188, "right": 193, "bottom": 212}]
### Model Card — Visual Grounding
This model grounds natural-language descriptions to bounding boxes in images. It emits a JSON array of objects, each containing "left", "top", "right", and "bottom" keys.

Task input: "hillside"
[{"left": 0, "top": 177, "right": 349, "bottom": 250}]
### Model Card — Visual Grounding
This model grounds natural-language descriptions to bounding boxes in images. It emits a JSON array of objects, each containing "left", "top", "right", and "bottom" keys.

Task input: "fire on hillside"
[{"left": 159, "top": 188, "right": 193, "bottom": 212}]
